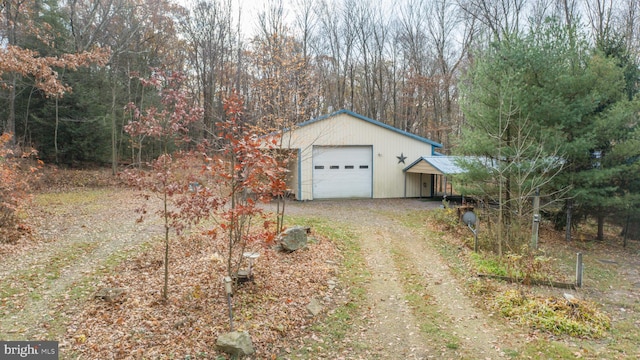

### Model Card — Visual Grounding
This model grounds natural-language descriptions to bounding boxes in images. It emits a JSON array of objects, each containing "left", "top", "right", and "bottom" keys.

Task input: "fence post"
[
  {"left": 576, "top": 253, "right": 583, "bottom": 288},
  {"left": 531, "top": 188, "right": 540, "bottom": 250}
]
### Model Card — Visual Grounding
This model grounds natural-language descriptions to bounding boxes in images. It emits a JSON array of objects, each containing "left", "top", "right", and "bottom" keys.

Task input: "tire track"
[
  {"left": 0, "top": 188, "right": 161, "bottom": 340},
  {"left": 284, "top": 199, "right": 513, "bottom": 359}
]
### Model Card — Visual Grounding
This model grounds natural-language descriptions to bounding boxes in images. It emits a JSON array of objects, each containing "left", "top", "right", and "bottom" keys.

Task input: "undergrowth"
[
  {"left": 428, "top": 206, "right": 611, "bottom": 340},
  {"left": 495, "top": 289, "right": 611, "bottom": 338},
  {"left": 470, "top": 250, "right": 561, "bottom": 283}
]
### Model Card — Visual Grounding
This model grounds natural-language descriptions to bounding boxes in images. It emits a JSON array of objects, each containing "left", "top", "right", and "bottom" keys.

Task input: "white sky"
[
  {"left": 175, "top": 0, "right": 399, "bottom": 39},
  {"left": 175, "top": 0, "right": 298, "bottom": 37}
]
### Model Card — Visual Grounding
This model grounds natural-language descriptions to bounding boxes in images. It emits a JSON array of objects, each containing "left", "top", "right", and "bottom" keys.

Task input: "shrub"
[
  {"left": 494, "top": 289, "right": 611, "bottom": 338},
  {"left": 0, "top": 133, "right": 41, "bottom": 243},
  {"left": 427, "top": 205, "right": 459, "bottom": 231},
  {"left": 470, "top": 252, "right": 508, "bottom": 276}
]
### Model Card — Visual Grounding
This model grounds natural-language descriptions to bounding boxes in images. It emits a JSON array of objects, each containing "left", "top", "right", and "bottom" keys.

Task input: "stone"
[
  {"left": 279, "top": 226, "right": 308, "bottom": 252},
  {"left": 327, "top": 279, "right": 337, "bottom": 290},
  {"left": 563, "top": 293, "right": 579, "bottom": 307},
  {"left": 94, "top": 288, "right": 126, "bottom": 303},
  {"left": 173, "top": 317, "right": 192, "bottom": 329},
  {"left": 306, "top": 298, "right": 323, "bottom": 316},
  {"left": 216, "top": 331, "right": 255, "bottom": 356}
]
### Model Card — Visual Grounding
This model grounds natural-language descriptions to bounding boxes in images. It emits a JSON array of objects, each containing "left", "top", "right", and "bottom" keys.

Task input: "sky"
[
  {"left": 175, "top": 0, "right": 399, "bottom": 38},
  {"left": 175, "top": 0, "right": 298, "bottom": 37}
]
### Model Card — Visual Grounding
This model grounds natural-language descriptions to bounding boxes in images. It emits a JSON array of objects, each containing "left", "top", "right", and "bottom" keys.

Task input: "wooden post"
[
  {"left": 474, "top": 216, "right": 479, "bottom": 253},
  {"left": 531, "top": 188, "right": 540, "bottom": 249},
  {"left": 224, "top": 277, "right": 234, "bottom": 331},
  {"left": 576, "top": 253, "right": 583, "bottom": 288}
]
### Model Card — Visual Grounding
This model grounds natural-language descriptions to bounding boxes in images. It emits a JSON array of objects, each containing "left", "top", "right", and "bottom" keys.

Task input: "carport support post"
[{"left": 403, "top": 172, "right": 407, "bottom": 198}]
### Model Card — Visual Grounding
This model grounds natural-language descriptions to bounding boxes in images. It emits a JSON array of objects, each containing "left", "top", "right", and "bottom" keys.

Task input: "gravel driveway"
[
  {"left": 1, "top": 191, "right": 518, "bottom": 358},
  {"left": 271, "top": 198, "right": 517, "bottom": 359}
]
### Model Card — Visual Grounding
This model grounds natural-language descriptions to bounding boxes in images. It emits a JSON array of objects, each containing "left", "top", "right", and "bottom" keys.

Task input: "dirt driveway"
[
  {"left": 276, "top": 198, "right": 518, "bottom": 359},
  {"left": 1, "top": 190, "right": 519, "bottom": 358}
]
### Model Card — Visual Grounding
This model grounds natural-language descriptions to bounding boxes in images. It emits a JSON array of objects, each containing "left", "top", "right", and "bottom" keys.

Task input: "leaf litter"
[{"left": 69, "top": 221, "right": 340, "bottom": 359}]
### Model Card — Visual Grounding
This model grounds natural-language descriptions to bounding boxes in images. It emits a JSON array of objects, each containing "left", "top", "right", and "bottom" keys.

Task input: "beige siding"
[
  {"left": 405, "top": 160, "right": 442, "bottom": 174},
  {"left": 286, "top": 149, "right": 300, "bottom": 198},
  {"left": 280, "top": 113, "right": 436, "bottom": 200},
  {"left": 404, "top": 172, "right": 434, "bottom": 197}
]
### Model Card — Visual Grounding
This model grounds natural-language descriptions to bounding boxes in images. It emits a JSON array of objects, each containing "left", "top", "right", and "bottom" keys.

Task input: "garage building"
[{"left": 278, "top": 110, "right": 444, "bottom": 200}]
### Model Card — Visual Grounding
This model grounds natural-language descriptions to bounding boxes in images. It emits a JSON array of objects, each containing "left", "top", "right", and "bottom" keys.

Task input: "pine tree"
[{"left": 457, "top": 17, "right": 640, "bottom": 249}]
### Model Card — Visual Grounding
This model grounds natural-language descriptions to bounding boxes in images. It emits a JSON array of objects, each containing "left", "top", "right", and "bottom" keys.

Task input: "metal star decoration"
[{"left": 397, "top": 152, "right": 407, "bottom": 164}]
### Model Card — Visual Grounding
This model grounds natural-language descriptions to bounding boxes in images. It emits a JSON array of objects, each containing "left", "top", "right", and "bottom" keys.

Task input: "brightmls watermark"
[{"left": 1, "top": 341, "right": 58, "bottom": 359}]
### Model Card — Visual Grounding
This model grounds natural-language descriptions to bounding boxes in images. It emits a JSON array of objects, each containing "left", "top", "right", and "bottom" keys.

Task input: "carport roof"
[{"left": 403, "top": 156, "right": 466, "bottom": 175}]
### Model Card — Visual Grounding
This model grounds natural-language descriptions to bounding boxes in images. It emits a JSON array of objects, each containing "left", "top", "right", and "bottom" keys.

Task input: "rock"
[
  {"left": 271, "top": 324, "right": 286, "bottom": 334},
  {"left": 563, "top": 293, "right": 579, "bottom": 307},
  {"left": 173, "top": 317, "right": 192, "bottom": 329},
  {"left": 279, "top": 226, "right": 308, "bottom": 252},
  {"left": 94, "top": 288, "right": 126, "bottom": 303},
  {"left": 306, "top": 298, "right": 323, "bottom": 316},
  {"left": 327, "top": 279, "right": 337, "bottom": 290},
  {"left": 216, "top": 331, "right": 255, "bottom": 356}
]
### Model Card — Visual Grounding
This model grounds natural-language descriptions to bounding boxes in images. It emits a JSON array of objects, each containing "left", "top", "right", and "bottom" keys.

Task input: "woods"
[
  {"left": 1, "top": 0, "right": 639, "bottom": 245},
  {"left": 456, "top": 5, "right": 640, "bottom": 251}
]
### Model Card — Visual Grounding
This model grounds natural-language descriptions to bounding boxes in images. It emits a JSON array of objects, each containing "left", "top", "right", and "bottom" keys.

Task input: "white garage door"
[{"left": 312, "top": 146, "right": 372, "bottom": 198}]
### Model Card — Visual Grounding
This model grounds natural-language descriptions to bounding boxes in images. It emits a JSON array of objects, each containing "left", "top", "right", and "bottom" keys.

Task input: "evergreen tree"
[{"left": 457, "top": 17, "right": 640, "bottom": 250}]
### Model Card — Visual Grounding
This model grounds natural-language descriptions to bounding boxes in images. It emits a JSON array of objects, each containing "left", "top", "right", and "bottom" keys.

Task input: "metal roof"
[{"left": 403, "top": 156, "right": 466, "bottom": 174}]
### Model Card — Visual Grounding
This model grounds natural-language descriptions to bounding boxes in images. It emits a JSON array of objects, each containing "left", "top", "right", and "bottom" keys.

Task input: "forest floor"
[{"left": 0, "top": 174, "right": 639, "bottom": 359}]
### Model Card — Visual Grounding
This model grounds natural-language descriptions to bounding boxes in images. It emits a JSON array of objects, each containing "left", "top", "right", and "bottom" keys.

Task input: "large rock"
[
  {"left": 306, "top": 298, "right": 323, "bottom": 316},
  {"left": 280, "top": 226, "right": 308, "bottom": 252},
  {"left": 216, "top": 331, "right": 255, "bottom": 356},
  {"left": 94, "top": 287, "right": 126, "bottom": 303}
]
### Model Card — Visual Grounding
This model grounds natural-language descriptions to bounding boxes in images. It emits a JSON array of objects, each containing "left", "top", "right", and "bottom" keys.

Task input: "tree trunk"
[
  {"left": 163, "top": 188, "right": 169, "bottom": 301},
  {"left": 566, "top": 199, "right": 572, "bottom": 241},
  {"left": 4, "top": 1, "right": 17, "bottom": 144},
  {"left": 55, "top": 97, "right": 60, "bottom": 164},
  {"left": 7, "top": 76, "right": 17, "bottom": 138},
  {"left": 622, "top": 213, "right": 640, "bottom": 240},
  {"left": 111, "top": 82, "right": 118, "bottom": 175},
  {"left": 597, "top": 213, "right": 605, "bottom": 241}
]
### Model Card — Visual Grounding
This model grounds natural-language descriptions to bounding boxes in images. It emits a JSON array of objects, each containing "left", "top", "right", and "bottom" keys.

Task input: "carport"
[{"left": 403, "top": 156, "right": 465, "bottom": 198}]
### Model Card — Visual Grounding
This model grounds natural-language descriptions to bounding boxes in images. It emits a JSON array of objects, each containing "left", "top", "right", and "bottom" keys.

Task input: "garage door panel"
[{"left": 312, "top": 146, "right": 372, "bottom": 198}]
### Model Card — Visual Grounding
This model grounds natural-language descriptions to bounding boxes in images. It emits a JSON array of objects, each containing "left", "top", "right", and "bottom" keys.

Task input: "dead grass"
[
  {"left": 426, "top": 207, "right": 640, "bottom": 359},
  {"left": 33, "top": 166, "right": 121, "bottom": 191}
]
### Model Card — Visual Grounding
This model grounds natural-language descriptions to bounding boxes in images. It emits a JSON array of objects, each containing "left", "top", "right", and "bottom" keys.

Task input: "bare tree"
[
  {"left": 68, "top": 0, "right": 187, "bottom": 172},
  {"left": 392, "top": 0, "right": 473, "bottom": 148},
  {"left": 620, "top": 0, "right": 639, "bottom": 56},
  {"left": 396, "top": 0, "right": 432, "bottom": 132},
  {"left": 292, "top": 0, "right": 318, "bottom": 64},
  {"left": 458, "top": 0, "right": 526, "bottom": 42},
  {"left": 1, "top": 0, "right": 30, "bottom": 142},
  {"left": 180, "top": 0, "right": 237, "bottom": 142},
  {"left": 585, "top": 0, "right": 615, "bottom": 44},
  {"left": 313, "top": 0, "right": 357, "bottom": 112},
  {"left": 426, "top": 0, "right": 474, "bottom": 148}
]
